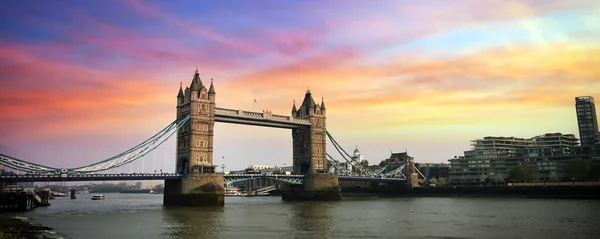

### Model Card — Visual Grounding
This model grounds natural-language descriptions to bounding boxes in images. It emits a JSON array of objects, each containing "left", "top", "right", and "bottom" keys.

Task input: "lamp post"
[
  {"left": 543, "top": 178, "right": 546, "bottom": 187},
  {"left": 221, "top": 156, "right": 225, "bottom": 173}
]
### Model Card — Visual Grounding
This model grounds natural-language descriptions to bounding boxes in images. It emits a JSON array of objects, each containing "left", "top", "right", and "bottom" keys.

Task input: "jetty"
[{"left": 0, "top": 185, "right": 51, "bottom": 212}]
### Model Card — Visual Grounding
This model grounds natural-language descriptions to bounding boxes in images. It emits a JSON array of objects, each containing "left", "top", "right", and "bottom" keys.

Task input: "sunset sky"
[{"left": 1, "top": 0, "right": 599, "bottom": 172}]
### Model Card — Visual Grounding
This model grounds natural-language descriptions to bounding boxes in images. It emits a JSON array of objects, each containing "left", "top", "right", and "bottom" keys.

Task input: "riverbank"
[
  {"left": 408, "top": 186, "right": 600, "bottom": 199},
  {"left": 0, "top": 216, "right": 55, "bottom": 239},
  {"left": 341, "top": 185, "right": 600, "bottom": 199}
]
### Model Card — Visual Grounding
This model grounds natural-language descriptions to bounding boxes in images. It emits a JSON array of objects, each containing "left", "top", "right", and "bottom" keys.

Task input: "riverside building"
[{"left": 449, "top": 133, "right": 581, "bottom": 183}]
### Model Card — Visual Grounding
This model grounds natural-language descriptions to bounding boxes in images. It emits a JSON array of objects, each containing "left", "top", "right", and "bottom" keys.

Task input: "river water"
[{"left": 8, "top": 194, "right": 600, "bottom": 239}]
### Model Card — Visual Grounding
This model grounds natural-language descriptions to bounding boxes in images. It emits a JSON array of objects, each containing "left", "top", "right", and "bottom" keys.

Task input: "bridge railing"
[
  {"left": 225, "top": 174, "right": 304, "bottom": 178},
  {"left": 0, "top": 173, "right": 182, "bottom": 179}
]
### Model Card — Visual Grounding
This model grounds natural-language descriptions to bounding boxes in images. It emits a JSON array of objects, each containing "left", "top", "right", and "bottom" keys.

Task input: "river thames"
[{"left": 6, "top": 194, "right": 600, "bottom": 238}]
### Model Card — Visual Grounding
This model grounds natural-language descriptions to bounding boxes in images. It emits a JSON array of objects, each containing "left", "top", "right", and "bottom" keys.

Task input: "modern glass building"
[{"left": 575, "top": 96, "right": 599, "bottom": 147}]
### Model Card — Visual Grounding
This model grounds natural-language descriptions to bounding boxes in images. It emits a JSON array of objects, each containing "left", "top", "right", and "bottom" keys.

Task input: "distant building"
[
  {"left": 17, "top": 182, "right": 34, "bottom": 188},
  {"left": 248, "top": 165, "right": 273, "bottom": 171},
  {"left": 277, "top": 166, "right": 293, "bottom": 174},
  {"left": 449, "top": 133, "right": 588, "bottom": 183},
  {"left": 533, "top": 133, "right": 578, "bottom": 148},
  {"left": 141, "top": 182, "right": 162, "bottom": 190},
  {"left": 416, "top": 163, "right": 450, "bottom": 180},
  {"left": 380, "top": 152, "right": 413, "bottom": 173},
  {"left": 332, "top": 146, "right": 369, "bottom": 175},
  {"left": 575, "top": 96, "right": 599, "bottom": 147},
  {"left": 350, "top": 146, "right": 368, "bottom": 165}
]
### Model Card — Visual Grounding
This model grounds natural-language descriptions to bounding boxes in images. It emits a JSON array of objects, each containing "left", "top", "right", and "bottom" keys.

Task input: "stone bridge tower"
[
  {"left": 165, "top": 68, "right": 224, "bottom": 206},
  {"left": 175, "top": 68, "right": 216, "bottom": 174},
  {"left": 285, "top": 89, "right": 341, "bottom": 201},
  {"left": 291, "top": 89, "right": 327, "bottom": 174}
]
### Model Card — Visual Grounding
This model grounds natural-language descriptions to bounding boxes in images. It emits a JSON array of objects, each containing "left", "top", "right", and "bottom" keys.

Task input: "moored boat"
[{"left": 91, "top": 194, "right": 105, "bottom": 200}]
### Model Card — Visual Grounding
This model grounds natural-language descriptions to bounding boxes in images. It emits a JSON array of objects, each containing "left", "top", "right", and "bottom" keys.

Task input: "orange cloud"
[{"left": 213, "top": 42, "right": 599, "bottom": 138}]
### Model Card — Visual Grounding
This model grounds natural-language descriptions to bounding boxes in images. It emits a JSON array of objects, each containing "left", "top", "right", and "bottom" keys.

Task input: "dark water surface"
[{"left": 9, "top": 194, "right": 600, "bottom": 238}]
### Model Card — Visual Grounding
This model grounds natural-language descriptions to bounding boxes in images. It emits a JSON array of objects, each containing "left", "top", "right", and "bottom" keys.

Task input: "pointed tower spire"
[
  {"left": 291, "top": 99, "right": 297, "bottom": 115},
  {"left": 208, "top": 78, "right": 215, "bottom": 94},
  {"left": 191, "top": 67, "right": 203, "bottom": 91},
  {"left": 177, "top": 81, "right": 184, "bottom": 98},
  {"left": 320, "top": 97, "right": 326, "bottom": 110}
]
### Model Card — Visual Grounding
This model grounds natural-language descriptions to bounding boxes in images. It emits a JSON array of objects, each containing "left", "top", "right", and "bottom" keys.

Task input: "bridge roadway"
[{"left": 0, "top": 173, "right": 407, "bottom": 183}]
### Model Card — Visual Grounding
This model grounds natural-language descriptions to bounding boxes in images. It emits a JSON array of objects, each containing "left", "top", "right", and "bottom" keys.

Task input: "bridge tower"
[
  {"left": 164, "top": 68, "right": 224, "bottom": 206},
  {"left": 284, "top": 89, "right": 341, "bottom": 201}
]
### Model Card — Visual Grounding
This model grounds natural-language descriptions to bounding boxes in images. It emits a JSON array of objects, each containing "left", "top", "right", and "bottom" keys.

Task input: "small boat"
[
  {"left": 51, "top": 192, "right": 67, "bottom": 197},
  {"left": 224, "top": 191, "right": 243, "bottom": 196},
  {"left": 91, "top": 194, "right": 105, "bottom": 200},
  {"left": 245, "top": 191, "right": 254, "bottom": 197}
]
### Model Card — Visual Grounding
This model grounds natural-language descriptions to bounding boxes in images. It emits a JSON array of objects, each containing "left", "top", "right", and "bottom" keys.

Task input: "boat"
[
  {"left": 51, "top": 192, "right": 66, "bottom": 197},
  {"left": 91, "top": 194, "right": 105, "bottom": 200},
  {"left": 224, "top": 186, "right": 243, "bottom": 196},
  {"left": 244, "top": 191, "right": 254, "bottom": 197},
  {"left": 224, "top": 190, "right": 243, "bottom": 196}
]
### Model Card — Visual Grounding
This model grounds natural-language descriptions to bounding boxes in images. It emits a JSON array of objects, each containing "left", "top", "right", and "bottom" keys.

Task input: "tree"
[
  {"left": 523, "top": 165, "right": 539, "bottom": 182},
  {"left": 548, "top": 171, "right": 559, "bottom": 181},
  {"left": 508, "top": 165, "right": 526, "bottom": 182},
  {"left": 437, "top": 177, "right": 448, "bottom": 186},
  {"left": 590, "top": 162, "right": 600, "bottom": 179},
  {"left": 488, "top": 174, "right": 505, "bottom": 184},
  {"left": 562, "top": 159, "right": 591, "bottom": 180},
  {"left": 508, "top": 165, "right": 539, "bottom": 182},
  {"left": 429, "top": 178, "right": 438, "bottom": 185}
]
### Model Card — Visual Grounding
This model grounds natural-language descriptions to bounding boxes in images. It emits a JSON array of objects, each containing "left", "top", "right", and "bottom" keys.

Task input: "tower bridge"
[{"left": 0, "top": 68, "right": 417, "bottom": 206}]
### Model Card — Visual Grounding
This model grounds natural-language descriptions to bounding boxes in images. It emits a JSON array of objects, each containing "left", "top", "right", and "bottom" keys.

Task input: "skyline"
[{"left": 1, "top": 0, "right": 599, "bottom": 171}]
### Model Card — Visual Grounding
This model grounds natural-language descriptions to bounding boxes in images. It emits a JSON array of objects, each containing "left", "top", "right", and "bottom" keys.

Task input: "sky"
[{"left": 1, "top": 0, "right": 599, "bottom": 173}]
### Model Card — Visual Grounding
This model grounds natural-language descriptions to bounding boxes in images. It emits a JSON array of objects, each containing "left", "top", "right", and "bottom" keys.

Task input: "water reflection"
[
  {"left": 161, "top": 207, "right": 225, "bottom": 239},
  {"left": 287, "top": 201, "right": 336, "bottom": 238}
]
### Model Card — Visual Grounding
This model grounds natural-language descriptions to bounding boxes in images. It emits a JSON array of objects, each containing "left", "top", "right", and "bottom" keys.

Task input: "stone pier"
[
  {"left": 282, "top": 174, "right": 341, "bottom": 201},
  {"left": 163, "top": 174, "right": 224, "bottom": 206}
]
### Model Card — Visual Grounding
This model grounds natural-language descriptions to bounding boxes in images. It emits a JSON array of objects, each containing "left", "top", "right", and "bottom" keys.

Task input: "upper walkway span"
[{"left": 215, "top": 107, "right": 311, "bottom": 129}]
